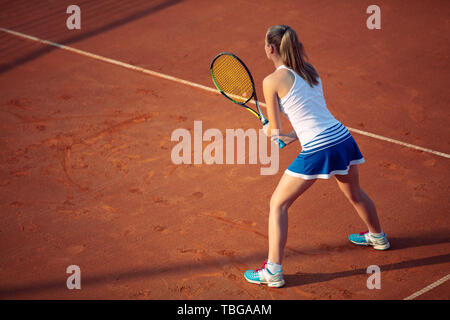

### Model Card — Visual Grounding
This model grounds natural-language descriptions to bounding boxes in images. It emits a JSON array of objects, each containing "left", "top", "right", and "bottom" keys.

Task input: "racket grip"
[
  {"left": 261, "top": 120, "right": 285, "bottom": 148},
  {"left": 275, "top": 139, "right": 286, "bottom": 149}
]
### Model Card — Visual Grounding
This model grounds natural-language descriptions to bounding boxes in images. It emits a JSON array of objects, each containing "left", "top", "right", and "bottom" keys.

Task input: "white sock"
[
  {"left": 369, "top": 231, "right": 384, "bottom": 238},
  {"left": 266, "top": 260, "right": 282, "bottom": 274}
]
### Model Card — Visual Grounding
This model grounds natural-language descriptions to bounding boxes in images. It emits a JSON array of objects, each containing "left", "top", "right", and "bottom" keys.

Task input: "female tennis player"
[{"left": 244, "top": 25, "right": 390, "bottom": 288}]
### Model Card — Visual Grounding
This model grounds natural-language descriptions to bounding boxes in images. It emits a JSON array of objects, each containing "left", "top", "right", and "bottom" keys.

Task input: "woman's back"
[{"left": 276, "top": 65, "right": 339, "bottom": 147}]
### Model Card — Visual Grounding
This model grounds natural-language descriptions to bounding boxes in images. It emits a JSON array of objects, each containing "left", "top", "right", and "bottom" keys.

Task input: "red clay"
[{"left": 0, "top": 0, "right": 449, "bottom": 299}]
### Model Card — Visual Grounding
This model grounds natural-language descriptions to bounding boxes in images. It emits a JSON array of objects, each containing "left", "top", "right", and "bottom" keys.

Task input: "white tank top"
[{"left": 276, "top": 65, "right": 340, "bottom": 147}]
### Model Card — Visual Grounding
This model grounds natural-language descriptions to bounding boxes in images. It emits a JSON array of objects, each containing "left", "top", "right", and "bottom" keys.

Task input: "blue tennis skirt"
[{"left": 285, "top": 123, "right": 365, "bottom": 180}]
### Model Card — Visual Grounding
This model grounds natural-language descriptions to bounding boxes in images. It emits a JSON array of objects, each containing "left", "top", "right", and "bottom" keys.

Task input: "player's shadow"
[
  {"left": 0, "top": 229, "right": 448, "bottom": 297},
  {"left": 285, "top": 228, "right": 450, "bottom": 256},
  {"left": 283, "top": 228, "right": 450, "bottom": 288},
  {"left": 1, "top": 251, "right": 449, "bottom": 298},
  {"left": 283, "top": 253, "right": 450, "bottom": 288},
  {"left": 386, "top": 228, "right": 450, "bottom": 251}
]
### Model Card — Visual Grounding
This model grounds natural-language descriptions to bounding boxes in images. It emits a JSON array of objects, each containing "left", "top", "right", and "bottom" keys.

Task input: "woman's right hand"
[{"left": 272, "top": 130, "right": 298, "bottom": 145}]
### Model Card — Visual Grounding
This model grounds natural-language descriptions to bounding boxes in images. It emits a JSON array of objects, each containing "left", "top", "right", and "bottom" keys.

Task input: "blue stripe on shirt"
[{"left": 301, "top": 123, "right": 351, "bottom": 154}]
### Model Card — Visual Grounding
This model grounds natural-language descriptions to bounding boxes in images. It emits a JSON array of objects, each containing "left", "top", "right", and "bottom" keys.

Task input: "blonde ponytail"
[{"left": 267, "top": 25, "right": 319, "bottom": 87}]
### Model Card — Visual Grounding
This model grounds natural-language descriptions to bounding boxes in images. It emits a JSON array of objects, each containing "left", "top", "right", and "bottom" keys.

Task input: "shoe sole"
[
  {"left": 350, "top": 239, "right": 390, "bottom": 250},
  {"left": 245, "top": 277, "right": 285, "bottom": 288}
]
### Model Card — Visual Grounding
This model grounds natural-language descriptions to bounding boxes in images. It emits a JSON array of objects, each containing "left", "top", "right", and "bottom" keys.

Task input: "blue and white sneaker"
[
  {"left": 244, "top": 261, "right": 285, "bottom": 288},
  {"left": 349, "top": 230, "right": 390, "bottom": 250}
]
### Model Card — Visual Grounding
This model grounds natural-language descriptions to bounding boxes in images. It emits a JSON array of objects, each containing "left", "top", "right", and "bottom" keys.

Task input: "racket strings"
[{"left": 211, "top": 55, "right": 254, "bottom": 103}]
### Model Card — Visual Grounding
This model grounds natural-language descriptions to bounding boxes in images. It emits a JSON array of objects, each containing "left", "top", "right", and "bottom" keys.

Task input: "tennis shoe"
[
  {"left": 348, "top": 230, "right": 390, "bottom": 250},
  {"left": 244, "top": 261, "right": 285, "bottom": 288}
]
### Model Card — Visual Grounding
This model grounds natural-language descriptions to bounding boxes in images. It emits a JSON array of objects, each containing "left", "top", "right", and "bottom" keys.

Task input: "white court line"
[
  {"left": 1, "top": 27, "right": 450, "bottom": 159},
  {"left": 403, "top": 274, "right": 450, "bottom": 300}
]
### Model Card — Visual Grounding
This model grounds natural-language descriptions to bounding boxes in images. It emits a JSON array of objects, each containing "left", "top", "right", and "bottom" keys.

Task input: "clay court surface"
[{"left": 0, "top": 0, "right": 449, "bottom": 300}]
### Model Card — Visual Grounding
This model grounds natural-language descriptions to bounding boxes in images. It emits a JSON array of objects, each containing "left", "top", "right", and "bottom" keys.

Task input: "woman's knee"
[
  {"left": 344, "top": 187, "right": 363, "bottom": 204},
  {"left": 270, "top": 193, "right": 292, "bottom": 212}
]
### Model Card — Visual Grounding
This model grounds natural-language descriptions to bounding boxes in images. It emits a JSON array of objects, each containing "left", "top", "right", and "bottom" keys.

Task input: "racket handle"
[
  {"left": 275, "top": 139, "right": 286, "bottom": 149},
  {"left": 261, "top": 120, "right": 286, "bottom": 148}
]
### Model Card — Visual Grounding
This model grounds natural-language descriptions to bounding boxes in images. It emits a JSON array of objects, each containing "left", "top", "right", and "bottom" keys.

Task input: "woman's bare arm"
[{"left": 262, "top": 74, "right": 283, "bottom": 136}]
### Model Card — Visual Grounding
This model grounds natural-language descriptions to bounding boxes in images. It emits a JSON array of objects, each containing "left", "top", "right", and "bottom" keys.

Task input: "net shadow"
[{"left": 0, "top": 0, "right": 182, "bottom": 74}]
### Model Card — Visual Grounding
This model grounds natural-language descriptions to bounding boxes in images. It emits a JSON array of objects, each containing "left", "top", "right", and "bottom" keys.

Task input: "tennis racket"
[{"left": 210, "top": 52, "right": 286, "bottom": 149}]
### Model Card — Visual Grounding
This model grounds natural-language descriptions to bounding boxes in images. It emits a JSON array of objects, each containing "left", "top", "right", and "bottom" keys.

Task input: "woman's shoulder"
[
  {"left": 264, "top": 68, "right": 294, "bottom": 88},
  {"left": 262, "top": 71, "right": 278, "bottom": 91}
]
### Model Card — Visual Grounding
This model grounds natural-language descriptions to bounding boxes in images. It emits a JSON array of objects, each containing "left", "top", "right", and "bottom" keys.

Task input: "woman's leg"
[
  {"left": 334, "top": 165, "right": 382, "bottom": 233},
  {"left": 268, "top": 173, "right": 316, "bottom": 264}
]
